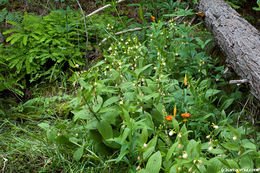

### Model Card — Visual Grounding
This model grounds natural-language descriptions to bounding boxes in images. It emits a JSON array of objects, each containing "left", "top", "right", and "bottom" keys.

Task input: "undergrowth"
[{"left": 0, "top": 0, "right": 259, "bottom": 172}]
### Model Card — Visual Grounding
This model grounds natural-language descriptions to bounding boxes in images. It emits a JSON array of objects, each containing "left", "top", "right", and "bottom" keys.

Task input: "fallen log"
[{"left": 198, "top": 0, "right": 260, "bottom": 101}]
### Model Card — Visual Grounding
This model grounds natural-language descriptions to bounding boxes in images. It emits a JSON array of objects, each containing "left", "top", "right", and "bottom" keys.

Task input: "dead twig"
[
  {"left": 99, "top": 27, "right": 145, "bottom": 45},
  {"left": 86, "top": 0, "right": 125, "bottom": 18},
  {"left": 76, "top": 0, "right": 89, "bottom": 51},
  {"left": 1, "top": 155, "right": 8, "bottom": 173},
  {"left": 229, "top": 79, "right": 248, "bottom": 85}
]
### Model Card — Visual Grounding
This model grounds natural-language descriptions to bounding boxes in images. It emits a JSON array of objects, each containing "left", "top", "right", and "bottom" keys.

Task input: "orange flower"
[
  {"left": 181, "top": 113, "right": 191, "bottom": 118},
  {"left": 173, "top": 105, "right": 177, "bottom": 118},
  {"left": 184, "top": 74, "right": 187, "bottom": 86},
  {"left": 166, "top": 115, "right": 173, "bottom": 121},
  {"left": 151, "top": 15, "right": 156, "bottom": 22}
]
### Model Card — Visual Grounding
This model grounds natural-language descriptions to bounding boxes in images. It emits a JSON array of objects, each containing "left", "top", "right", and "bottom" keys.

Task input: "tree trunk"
[{"left": 198, "top": 0, "right": 260, "bottom": 101}]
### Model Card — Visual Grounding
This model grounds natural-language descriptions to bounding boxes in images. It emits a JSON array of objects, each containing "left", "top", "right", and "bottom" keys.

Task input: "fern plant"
[{"left": 2, "top": 9, "right": 87, "bottom": 94}]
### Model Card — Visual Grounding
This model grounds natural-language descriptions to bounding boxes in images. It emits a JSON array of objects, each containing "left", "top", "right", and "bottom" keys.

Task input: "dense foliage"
[{"left": 0, "top": 0, "right": 259, "bottom": 172}]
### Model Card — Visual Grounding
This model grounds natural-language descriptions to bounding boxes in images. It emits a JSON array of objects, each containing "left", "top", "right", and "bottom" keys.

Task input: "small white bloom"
[
  {"left": 143, "top": 143, "right": 147, "bottom": 148},
  {"left": 189, "top": 167, "right": 192, "bottom": 172},
  {"left": 75, "top": 64, "right": 79, "bottom": 68},
  {"left": 206, "top": 135, "right": 210, "bottom": 139},
  {"left": 178, "top": 133, "right": 182, "bottom": 138},
  {"left": 120, "top": 100, "right": 124, "bottom": 105},
  {"left": 233, "top": 136, "right": 237, "bottom": 141},
  {"left": 213, "top": 125, "right": 219, "bottom": 129},
  {"left": 182, "top": 152, "right": 188, "bottom": 159},
  {"left": 162, "top": 62, "right": 166, "bottom": 66},
  {"left": 208, "top": 146, "right": 213, "bottom": 151},
  {"left": 154, "top": 67, "right": 157, "bottom": 70},
  {"left": 169, "top": 130, "right": 174, "bottom": 136}
]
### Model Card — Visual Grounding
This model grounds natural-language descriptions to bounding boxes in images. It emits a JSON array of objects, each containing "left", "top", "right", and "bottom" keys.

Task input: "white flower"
[
  {"left": 75, "top": 64, "right": 79, "bottom": 68},
  {"left": 213, "top": 125, "right": 219, "bottom": 129},
  {"left": 143, "top": 143, "right": 147, "bottom": 148},
  {"left": 154, "top": 67, "right": 157, "bottom": 70},
  {"left": 208, "top": 146, "right": 213, "bottom": 151},
  {"left": 206, "top": 135, "right": 210, "bottom": 139},
  {"left": 119, "top": 100, "right": 124, "bottom": 105},
  {"left": 182, "top": 152, "right": 188, "bottom": 159},
  {"left": 189, "top": 167, "right": 192, "bottom": 172},
  {"left": 233, "top": 136, "right": 237, "bottom": 141},
  {"left": 169, "top": 130, "right": 174, "bottom": 136}
]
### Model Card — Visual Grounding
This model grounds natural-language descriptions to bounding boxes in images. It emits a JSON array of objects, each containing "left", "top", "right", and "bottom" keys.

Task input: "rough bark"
[{"left": 198, "top": 0, "right": 260, "bottom": 101}]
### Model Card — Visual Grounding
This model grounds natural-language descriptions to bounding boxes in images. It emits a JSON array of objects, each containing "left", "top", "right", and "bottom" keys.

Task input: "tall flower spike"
[
  {"left": 184, "top": 74, "right": 187, "bottom": 86},
  {"left": 173, "top": 105, "right": 177, "bottom": 118}
]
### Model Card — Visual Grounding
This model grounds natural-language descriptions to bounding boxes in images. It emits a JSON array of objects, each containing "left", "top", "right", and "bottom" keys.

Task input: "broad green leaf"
[
  {"left": 72, "top": 109, "right": 89, "bottom": 122},
  {"left": 135, "top": 64, "right": 152, "bottom": 78},
  {"left": 97, "top": 120, "right": 113, "bottom": 140},
  {"left": 122, "top": 108, "right": 130, "bottom": 123},
  {"left": 46, "top": 129, "right": 57, "bottom": 142},
  {"left": 143, "top": 136, "right": 157, "bottom": 160},
  {"left": 38, "top": 123, "right": 50, "bottom": 130},
  {"left": 73, "top": 147, "right": 84, "bottom": 161},
  {"left": 140, "top": 126, "right": 148, "bottom": 144},
  {"left": 165, "top": 142, "right": 178, "bottom": 161},
  {"left": 103, "top": 96, "right": 120, "bottom": 107},
  {"left": 172, "top": 118, "right": 179, "bottom": 132},
  {"left": 221, "top": 98, "right": 234, "bottom": 110},
  {"left": 207, "top": 158, "right": 223, "bottom": 172},
  {"left": 146, "top": 151, "right": 162, "bottom": 173},
  {"left": 241, "top": 139, "right": 256, "bottom": 150},
  {"left": 205, "top": 89, "right": 221, "bottom": 100},
  {"left": 239, "top": 156, "right": 254, "bottom": 169},
  {"left": 93, "top": 95, "right": 103, "bottom": 113},
  {"left": 222, "top": 142, "right": 240, "bottom": 151}
]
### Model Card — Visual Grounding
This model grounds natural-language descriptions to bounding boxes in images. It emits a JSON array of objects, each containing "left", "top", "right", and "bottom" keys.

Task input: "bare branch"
[
  {"left": 76, "top": 0, "right": 89, "bottom": 51},
  {"left": 229, "top": 79, "right": 248, "bottom": 85},
  {"left": 99, "top": 27, "right": 145, "bottom": 45},
  {"left": 86, "top": 0, "right": 125, "bottom": 18}
]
